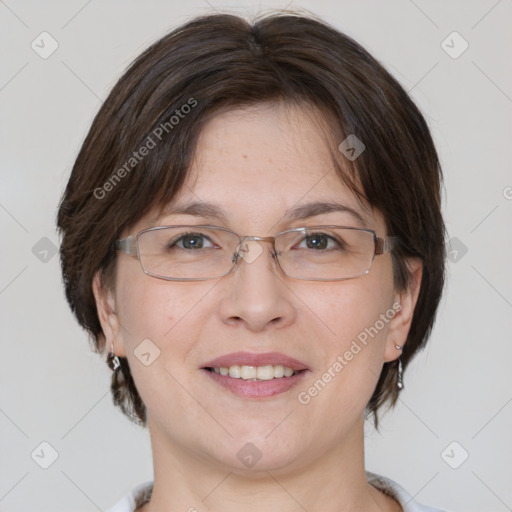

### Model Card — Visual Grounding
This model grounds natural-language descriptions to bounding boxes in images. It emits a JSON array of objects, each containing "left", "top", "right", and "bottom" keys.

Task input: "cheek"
[
  {"left": 115, "top": 267, "right": 212, "bottom": 355},
  {"left": 316, "top": 269, "right": 394, "bottom": 351},
  {"left": 297, "top": 266, "right": 395, "bottom": 412},
  {"left": 113, "top": 272, "right": 214, "bottom": 412},
  {"left": 118, "top": 279, "right": 174, "bottom": 340}
]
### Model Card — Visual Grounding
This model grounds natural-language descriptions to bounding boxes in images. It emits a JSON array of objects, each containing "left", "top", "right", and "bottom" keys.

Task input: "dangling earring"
[
  {"left": 397, "top": 358, "right": 403, "bottom": 390},
  {"left": 395, "top": 344, "right": 403, "bottom": 390},
  {"left": 108, "top": 343, "right": 121, "bottom": 371}
]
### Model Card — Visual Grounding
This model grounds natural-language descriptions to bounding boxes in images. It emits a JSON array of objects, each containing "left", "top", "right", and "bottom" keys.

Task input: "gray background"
[{"left": 1, "top": 1, "right": 511, "bottom": 511}]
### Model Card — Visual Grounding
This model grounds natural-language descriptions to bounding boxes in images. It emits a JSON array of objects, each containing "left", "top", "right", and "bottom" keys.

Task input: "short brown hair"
[{"left": 57, "top": 12, "right": 446, "bottom": 427}]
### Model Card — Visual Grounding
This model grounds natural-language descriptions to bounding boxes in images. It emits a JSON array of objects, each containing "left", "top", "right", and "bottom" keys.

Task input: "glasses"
[{"left": 115, "top": 225, "right": 398, "bottom": 282}]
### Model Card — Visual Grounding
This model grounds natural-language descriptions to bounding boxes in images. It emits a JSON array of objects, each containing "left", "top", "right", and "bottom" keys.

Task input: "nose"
[{"left": 218, "top": 240, "right": 297, "bottom": 332}]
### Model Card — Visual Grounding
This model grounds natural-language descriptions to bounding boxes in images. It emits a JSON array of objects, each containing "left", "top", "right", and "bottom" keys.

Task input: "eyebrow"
[
  {"left": 281, "top": 201, "right": 368, "bottom": 227},
  {"left": 160, "top": 201, "right": 228, "bottom": 222},
  {"left": 160, "top": 200, "right": 368, "bottom": 227}
]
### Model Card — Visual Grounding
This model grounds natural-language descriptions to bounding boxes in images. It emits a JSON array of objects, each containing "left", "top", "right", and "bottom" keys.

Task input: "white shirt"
[{"left": 105, "top": 472, "right": 446, "bottom": 511}]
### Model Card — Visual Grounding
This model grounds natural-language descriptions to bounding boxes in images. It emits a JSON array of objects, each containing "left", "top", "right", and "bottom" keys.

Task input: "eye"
[
  {"left": 171, "top": 233, "right": 215, "bottom": 250},
  {"left": 298, "top": 233, "right": 344, "bottom": 250}
]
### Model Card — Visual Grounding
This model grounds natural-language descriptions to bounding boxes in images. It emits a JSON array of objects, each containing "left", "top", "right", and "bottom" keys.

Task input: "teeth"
[
  {"left": 256, "top": 365, "right": 274, "bottom": 380},
  {"left": 273, "top": 365, "right": 284, "bottom": 378},
  {"left": 284, "top": 366, "right": 294, "bottom": 377},
  {"left": 212, "top": 364, "right": 298, "bottom": 380},
  {"left": 229, "top": 365, "right": 241, "bottom": 378},
  {"left": 241, "top": 366, "right": 257, "bottom": 379}
]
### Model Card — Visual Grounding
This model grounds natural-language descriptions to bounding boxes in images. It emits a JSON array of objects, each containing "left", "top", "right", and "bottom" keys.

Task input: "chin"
[{"left": 208, "top": 432, "right": 305, "bottom": 475}]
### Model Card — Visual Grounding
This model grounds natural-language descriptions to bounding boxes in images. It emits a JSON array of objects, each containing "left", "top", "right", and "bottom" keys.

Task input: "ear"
[
  {"left": 92, "top": 271, "right": 127, "bottom": 357},
  {"left": 384, "top": 258, "right": 423, "bottom": 362}
]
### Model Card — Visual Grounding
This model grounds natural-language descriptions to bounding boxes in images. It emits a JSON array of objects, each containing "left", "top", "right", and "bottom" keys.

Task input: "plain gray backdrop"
[{"left": 1, "top": 1, "right": 511, "bottom": 511}]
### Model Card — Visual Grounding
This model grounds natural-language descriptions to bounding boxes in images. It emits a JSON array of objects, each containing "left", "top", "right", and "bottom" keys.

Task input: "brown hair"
[{"left": 57, "top": 11, "right": 446, "bottom": 427}]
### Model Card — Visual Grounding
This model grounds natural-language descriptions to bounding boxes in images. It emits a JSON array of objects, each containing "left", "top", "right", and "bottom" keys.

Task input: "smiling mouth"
[
  {"left": 206, "top": 364, "right": 302, "bottom": 380},
  {"left": 201, "top": 352, "right": 309, "bottom": 398}
]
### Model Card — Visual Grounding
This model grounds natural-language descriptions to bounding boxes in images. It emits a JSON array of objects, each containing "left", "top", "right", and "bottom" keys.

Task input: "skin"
[{"left": 94, "top": 102, "right": 422, "bottom": 512}]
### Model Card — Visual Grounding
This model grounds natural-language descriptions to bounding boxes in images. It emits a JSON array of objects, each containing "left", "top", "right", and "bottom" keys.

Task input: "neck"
[{"left": 138, "top": 415, "right": 400, "bottom": 512}]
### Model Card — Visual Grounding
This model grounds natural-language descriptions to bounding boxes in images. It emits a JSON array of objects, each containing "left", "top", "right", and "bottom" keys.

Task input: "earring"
[
  {"left": 395, "top": 344, "right": 402, "bottom": 351},
  {"left": 397, "top": 358, "right": 403, "bottom": 390},
  {"left": 108, "top": 343, "right": 121, "bottom": 371}
]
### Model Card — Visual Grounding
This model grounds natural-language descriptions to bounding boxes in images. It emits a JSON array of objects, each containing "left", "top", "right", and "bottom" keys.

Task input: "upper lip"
[{"left": 202, "top": 351, "right": 309, "bottom": 371}]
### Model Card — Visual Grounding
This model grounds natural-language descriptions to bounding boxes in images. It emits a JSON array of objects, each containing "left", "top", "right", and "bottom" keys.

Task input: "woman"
[{"left": 57, "top": 11, "right": 446, "bottom": 512}]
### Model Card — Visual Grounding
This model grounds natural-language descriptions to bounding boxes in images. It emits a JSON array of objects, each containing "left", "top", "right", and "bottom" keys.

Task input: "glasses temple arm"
[
  {"left": 114, "top": 237, "right": 137, "bottom": 256},
  {"left": 375, "top": 236, "right": 399, "bottom": 255}
]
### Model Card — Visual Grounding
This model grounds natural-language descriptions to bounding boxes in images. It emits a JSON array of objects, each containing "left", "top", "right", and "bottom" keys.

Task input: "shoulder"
[
  {"left": 366, "top": 471, "right": 447, "bottom": 512},
  {"left": 105, "top": 481, "right": 153, "bottom": 512}
]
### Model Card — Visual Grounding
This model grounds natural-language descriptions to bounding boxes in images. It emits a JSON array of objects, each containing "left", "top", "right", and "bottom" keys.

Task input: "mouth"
[
  {"left": 201, "top": 352, "right": 309, "bottom": 399},
  {"left": 207, "top": 364, "right": 300, "bottom": 379}
]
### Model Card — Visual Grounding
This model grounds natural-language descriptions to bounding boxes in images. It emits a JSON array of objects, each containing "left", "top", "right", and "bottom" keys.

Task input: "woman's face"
[{"left": 96, "top": 102, "right": 416, "bottom": 474}]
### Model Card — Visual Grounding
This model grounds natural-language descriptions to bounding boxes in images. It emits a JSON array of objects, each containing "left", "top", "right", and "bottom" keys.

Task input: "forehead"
[
  {"left": 147, "top": 102, "right": 383, "bottom": 232},
  {"left": 188, "top": 102, "right": 344, "bottom": 195}
]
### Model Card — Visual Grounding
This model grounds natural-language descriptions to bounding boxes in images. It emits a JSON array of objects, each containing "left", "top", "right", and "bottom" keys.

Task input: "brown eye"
[
  {"left": 299, "top": 233, "right": 342, "bottom": 250},
  {"left": 306, "top": 234, "right": 327, "bottom": 249}
]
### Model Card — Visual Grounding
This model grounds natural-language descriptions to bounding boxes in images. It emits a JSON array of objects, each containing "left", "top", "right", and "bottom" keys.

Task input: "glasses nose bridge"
[
  {"left": 238, "top": 235, "right": 278, "bottom": 254},
  {"left": 240, "top": 234, "right": 276, "bottom": 244},
  {"left": 231, "top": 234, "right": 279, "bottom": 268}
]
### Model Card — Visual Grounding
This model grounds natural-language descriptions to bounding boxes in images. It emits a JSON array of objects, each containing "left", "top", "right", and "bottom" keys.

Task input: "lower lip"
[{"left": 202, "top": 369, "right": 308, "bottom": 398}]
